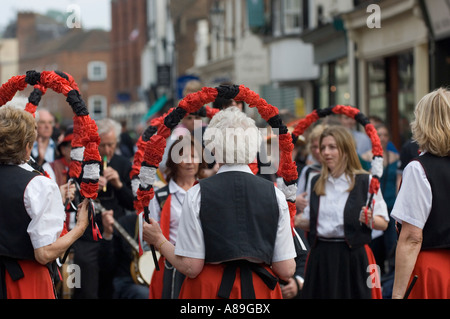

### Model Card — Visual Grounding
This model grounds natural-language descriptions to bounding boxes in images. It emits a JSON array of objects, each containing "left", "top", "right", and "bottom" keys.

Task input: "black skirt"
[{"left": 301, "top": 239, "right": 375, "bottom": 299}]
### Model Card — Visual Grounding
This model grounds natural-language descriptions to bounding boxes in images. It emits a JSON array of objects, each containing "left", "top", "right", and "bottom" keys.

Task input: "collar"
[
  {"left": 217, "top": 164, "right": 253, "bottom": 175},
  {"left": 19, "top": 162, "right": 34, "bottom": 172},
  {"left": 169, "top": 179, "right": 186, "bottom": 195},
  {"left": 327, "top": 173, "right": 349, "bottom": 184}
]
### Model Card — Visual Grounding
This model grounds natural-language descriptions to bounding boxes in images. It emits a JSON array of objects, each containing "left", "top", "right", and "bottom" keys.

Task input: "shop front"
[{"left": 343, "top": 0, "right": 429, "bottom": 150}]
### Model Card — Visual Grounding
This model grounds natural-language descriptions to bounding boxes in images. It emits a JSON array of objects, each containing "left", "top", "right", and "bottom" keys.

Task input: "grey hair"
[
  {"left": 203, "top": 107, "right": 261, "bottom": 165},
  {"left": 96, "top": 118, "right": 122, "bottom": 143}
]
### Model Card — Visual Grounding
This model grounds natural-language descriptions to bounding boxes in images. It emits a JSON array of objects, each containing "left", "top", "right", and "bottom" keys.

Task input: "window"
[
  {"left": 283, "top": 0, "right": 302, "bottom": 34},
  {"left": 87, "top": 61, "right": 107, "bottom": 81},
  {"left": 88, "top": 95, "right": 107, "bottom": 120},
  {"left": 272, "top": 0, "right": 303, "bottom": 36}
]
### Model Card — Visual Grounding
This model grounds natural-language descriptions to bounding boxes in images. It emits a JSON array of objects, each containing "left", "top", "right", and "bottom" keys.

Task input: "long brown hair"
[{"left": 313, "top": 126, "right": 368, "bottom": 196}]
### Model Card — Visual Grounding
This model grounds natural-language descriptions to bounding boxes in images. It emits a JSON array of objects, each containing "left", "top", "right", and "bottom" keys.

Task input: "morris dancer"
[
  {"left": 143, "top": 107, "right": 296, "bottom": 299},
  {"left": 391, "top": 88, "right": 450, "bottom": 299},
  {"left": 297, "top": 126, "right": 389, "bottom": 299},
  {"left": 0, "top": 106, "right": 89, "bottom": 299},
  {"left": 147, "top": 136, "right": 207, "bottom": 299}
]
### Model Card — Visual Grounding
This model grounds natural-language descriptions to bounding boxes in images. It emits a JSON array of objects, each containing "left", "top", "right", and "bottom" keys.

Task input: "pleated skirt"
[
  {"left": 302, "top": 240, "right": 382, "bottom": 299},
  {"left": 4, "top": 260, "right": 55, "bottom": 299},
  {"left": 178, "top": 263, "right": 283, "bottom": 299},
  {"left": 406, "top": 249, "right": 450, "bottom": 299}
]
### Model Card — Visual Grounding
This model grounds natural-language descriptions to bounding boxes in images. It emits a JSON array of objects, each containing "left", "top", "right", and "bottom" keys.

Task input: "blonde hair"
[
  {"left": 411, "top": 88, "right": 450, "bottom": 157},
  {"left": 183, "top": 80, "right": 202, "bottom": 96},
  {"left": 0, "top": 107, "right": 37, "bottom": 164},
  {"left": 307, "top": 123, "right": 328, "bottom": 149},
  {"left": 314, "top": 126, "right": 367, "bottom": 196}
]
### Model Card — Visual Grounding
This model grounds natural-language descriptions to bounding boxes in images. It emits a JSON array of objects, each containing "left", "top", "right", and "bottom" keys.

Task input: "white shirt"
[
  {"left": 19, "top": 163, "right": 66, "bottom": 249},
  {"left": 148, "top": 179, "right": 187, "bottom": 245},
  {"left": 174, "top": 164, "right": 296, "bottom": 263},
  {"left": 296, "top": 164, "right": 321, "bottom": 195},
  {"left": 390, "top": 157, "right": 432, "bottom": 229},
  {"left": 31, "top": 139, "right": 56, "bottom": 163},
  {"left": 303, "top": 173, "right": 389, "bottom": 238}
]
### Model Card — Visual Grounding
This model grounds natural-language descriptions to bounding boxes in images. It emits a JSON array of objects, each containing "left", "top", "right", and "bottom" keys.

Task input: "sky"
[{"left": 0, "top": 0, "right": 111, "bottom": 31}]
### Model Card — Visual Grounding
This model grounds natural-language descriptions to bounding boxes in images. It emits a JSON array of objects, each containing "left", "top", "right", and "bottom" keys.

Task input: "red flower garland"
[
  {"left": 132, "top": 85, "right": 298, "bottom": 225},
  {"left": 130, "top": 106, "right": 219, "bottom": 213},
  {"left": 0, "top": 70, "right": 101, "bottom": 200}
]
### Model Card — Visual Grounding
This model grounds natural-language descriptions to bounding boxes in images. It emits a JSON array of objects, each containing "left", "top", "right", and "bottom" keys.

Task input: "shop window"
[
  {"left": 318, "top": 58, "right": 349, "bottom": 108},
  {"left": 368, "top": 58, "right": 387, "bottom": 121}
]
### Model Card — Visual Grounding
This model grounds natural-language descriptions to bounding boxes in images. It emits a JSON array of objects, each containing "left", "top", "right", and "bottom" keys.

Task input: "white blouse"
[
  {"left": 390, "top": 158, "right": 432, "bottom": 229},
  {"left": 303, "top": 173, "right": 389, "bottom": 238},
  {"left": 174, "top": 164, "right": 297, "bottom": 263},
  {"left": 148, "top": 179, "right": 187, "bottom": 245},
  {"left": 20, "top": 163, "right": 66, "bottom": 249}
]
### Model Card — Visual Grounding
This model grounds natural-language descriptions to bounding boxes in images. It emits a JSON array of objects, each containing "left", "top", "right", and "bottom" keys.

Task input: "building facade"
[{"left": 16, "top": 12, "right": 112, "bottom": 125}]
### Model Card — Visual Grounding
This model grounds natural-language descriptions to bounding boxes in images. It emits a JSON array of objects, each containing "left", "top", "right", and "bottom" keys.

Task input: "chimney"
[{"left": 17, "top": 12, "right": 38, "bottom": 59}]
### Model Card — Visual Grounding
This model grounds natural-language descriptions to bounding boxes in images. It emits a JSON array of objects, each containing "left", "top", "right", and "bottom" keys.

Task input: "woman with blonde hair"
[
  {"left": 391, "top": 88, "right": 450, "bottom": 299},
  {"left": 298, "top": 125, "right": 389, "bottom": 298}
]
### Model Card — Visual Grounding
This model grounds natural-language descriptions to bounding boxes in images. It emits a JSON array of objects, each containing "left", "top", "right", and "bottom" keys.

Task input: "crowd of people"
[{"left": 0, "top": 82, "right": 449, "bottom": 300}]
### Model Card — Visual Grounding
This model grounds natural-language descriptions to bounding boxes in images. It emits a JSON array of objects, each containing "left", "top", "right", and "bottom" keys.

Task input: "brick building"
[
  {"left": 16, "top": 12, "right": 112, "bottom": 126},
  {"left": 110, "top": 0, "right": 148, "bottom": 104}
]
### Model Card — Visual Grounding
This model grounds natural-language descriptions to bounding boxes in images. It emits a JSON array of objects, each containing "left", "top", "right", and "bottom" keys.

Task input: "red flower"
[
  {"left": 292, "top": 111, "right": 320, "bottom": 137},
  {"left": 69, "top": 161, "right": 82, "bottom": 179},
  {"left": 365, "top": 124, "right": 383, "bottom": 157},
  {"left": 333, "top": 104, "right": 360, "bottom": 119},
  {"left": 137, "top": 187, "right": 155, "bottom": 207},
  {"left": 0, "top": 75, "right": 27, "bottom": 105},
  {"left": 80, "top": 182, "right": 99, "bottom": 200},
  {"left": 144, "top": 135, "right": 166, "bottom": 167},
  {"left": 369, "top": 177, "right": 380, "bottom": 195}
]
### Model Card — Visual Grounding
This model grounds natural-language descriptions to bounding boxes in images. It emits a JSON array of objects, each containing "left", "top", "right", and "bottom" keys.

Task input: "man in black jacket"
[{"left": 72, "top": 118, "right": 134, "bottom": 299}]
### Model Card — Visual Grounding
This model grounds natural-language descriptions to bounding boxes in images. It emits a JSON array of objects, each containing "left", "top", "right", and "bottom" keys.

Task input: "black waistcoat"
[
  {"left": 0, "top": 165, "right": 39, "bottom": 260},
  {"left": 415, "top": 153, "right": 450, "bottom": 250},
  {"left": 308, "top": 173, "right": 371, "bottom": 249},
  {"left": 199, "top": 171, "right": 279, "bottom": 265}
]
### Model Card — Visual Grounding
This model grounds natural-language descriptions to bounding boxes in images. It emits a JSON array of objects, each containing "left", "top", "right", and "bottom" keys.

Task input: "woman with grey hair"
[{"left": 143, "top": 107, "right": 296, "bottom": 299}]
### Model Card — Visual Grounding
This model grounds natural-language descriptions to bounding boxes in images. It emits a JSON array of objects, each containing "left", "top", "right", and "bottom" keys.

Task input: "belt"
[
  {"left": 0, "top": 256, "right": 25, "bottom": 299},
  {"left": 217, "top": 260, "right": 278, "bottom": 299},
  {"left": 317, "top": 237, "right": 346, "bottom": 242}
]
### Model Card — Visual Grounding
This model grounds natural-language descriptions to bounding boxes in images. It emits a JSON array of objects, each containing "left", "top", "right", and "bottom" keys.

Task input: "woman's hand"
[
  {"left": 359, "top": 206, "right": 374, "bottom": 228},
  {"left": 75, "top": 199, "right": 90, "bottom": 230},
  {"left": 359, "top": 206, "right": 388, "bottom": 231},
  {"left": 142, "top": 217, "right": 165, "bottom": 248}
]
